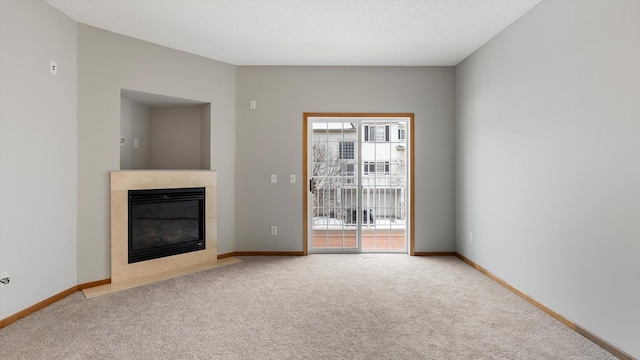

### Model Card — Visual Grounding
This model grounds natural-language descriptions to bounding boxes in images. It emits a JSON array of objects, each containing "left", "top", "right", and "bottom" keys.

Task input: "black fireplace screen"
[{"left": 128, "top": 187, "right": 205, "bottom": 263}]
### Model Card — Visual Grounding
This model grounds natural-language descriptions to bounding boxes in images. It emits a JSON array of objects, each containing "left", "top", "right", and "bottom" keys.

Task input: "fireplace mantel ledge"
[{"left": 111, "top": 170, "right": 217, "bottom": 191}]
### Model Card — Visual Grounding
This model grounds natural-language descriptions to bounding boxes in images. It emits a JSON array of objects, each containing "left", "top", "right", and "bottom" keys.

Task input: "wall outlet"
[
  {"left": 120, "top": 136, "right": 125, "bottom": 146},
  {"left": 0, "top": 272, "right": 10, "bottom": 288},
  {"left": 290, "top": 174, "right": 296, "bottom": 183},
  {"left": 469, "top": 232, "right": 474, "bottom": 243},
  {"left": 271, "top": 226, "right": 277, "bottom": 235},
  {"left": 49, "top": 60, "right": 57, "bottom": 75},
  {"left": 250, "top": 100, "right": 256, "bottom": 109},
  {"left": 134, "top": 138, "right": 139, "bottom": 148}
]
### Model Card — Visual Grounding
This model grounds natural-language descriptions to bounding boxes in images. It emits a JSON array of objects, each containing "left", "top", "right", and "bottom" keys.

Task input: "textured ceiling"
[{"left": 45, "top": 0, "right": 540, "bottom": 66}]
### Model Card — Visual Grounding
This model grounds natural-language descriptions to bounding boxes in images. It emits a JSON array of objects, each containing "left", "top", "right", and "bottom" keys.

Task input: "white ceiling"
[{"left": 45, "top": 0, "right": 541, "bottom": 66}]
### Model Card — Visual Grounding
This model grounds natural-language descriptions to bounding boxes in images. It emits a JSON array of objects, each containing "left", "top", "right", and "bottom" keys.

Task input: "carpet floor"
[{"left": 0, "top": 255, "right": 615, "bottom": 359}]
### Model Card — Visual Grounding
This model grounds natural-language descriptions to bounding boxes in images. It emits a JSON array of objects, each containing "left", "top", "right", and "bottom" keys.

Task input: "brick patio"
[{"left": 312, "top": 229, "right": 406, "bottom": 252}]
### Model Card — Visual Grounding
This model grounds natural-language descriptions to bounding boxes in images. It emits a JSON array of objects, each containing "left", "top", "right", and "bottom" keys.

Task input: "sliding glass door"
[{"left": 307, "top": 116, "right": 409, "bottom": 253}]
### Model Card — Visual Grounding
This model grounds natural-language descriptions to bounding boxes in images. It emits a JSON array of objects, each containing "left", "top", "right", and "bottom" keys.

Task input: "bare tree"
[
  {"left": 311, "top": 142, "right": 344, "bottom": 217},
  {"left": 392, "top": 154, "right": 407, "bottom": 220},
  {"left": 312, "top": 142, "right": 342, "bottom": 179}
]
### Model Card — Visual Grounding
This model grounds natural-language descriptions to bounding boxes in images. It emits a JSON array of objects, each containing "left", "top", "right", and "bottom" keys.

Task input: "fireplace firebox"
[{"left": 128, "top": 187, "right": 205, "bottom": 264}]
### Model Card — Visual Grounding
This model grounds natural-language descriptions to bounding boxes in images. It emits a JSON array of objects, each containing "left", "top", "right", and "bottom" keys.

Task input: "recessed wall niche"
[{"left": 120, "top": 89, "right": 211, "bottom": 170}]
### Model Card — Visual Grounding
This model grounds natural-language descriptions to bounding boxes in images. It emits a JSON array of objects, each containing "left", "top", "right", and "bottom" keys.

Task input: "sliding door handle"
[{"left": 309, "top": 178, "right": 316, "bottom": 192}]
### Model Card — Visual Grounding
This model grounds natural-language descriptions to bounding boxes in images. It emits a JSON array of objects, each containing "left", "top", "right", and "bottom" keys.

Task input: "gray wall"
[
  {"left": 236, "top": 67, "right": 455, "bottom": 252},
  {"left": 78, "top": 25, "right": 236, "bottom": 283},
  {"left": 149, "top": 106, "right": 203, "bottom": 170},
  {"left": 0, "top": 1, "right": 77, "bottom": 318},
  {"left": 456, "top": 1, "right": 640, "bottom": 357},
  {"left": 201, "top": 104, "right": 212, "bottom": 170},
  {"left": 120, "top": 97, "right": 150, "bottom": 170}
]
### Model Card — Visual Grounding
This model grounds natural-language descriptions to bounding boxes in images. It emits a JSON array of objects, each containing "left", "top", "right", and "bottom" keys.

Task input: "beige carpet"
[{"left": 0, "top": 255, "right": 615, "bottom": 359}]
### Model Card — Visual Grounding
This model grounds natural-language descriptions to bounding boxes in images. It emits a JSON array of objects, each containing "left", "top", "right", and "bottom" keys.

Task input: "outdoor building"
[{"left": 311, "top": 120, "right": 407, "bottom": 229}]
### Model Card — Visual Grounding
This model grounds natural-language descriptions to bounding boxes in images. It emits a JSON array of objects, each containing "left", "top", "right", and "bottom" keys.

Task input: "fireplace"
[
  {"left": 111, "top": 171, "right": 217, "bottom": 283},
  {"left": 128, "top": 187, "right": 205, "bottom": 263}
]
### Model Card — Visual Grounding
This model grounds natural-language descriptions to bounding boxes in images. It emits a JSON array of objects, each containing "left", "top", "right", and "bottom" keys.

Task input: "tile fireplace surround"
[{"left": 110, "top": 170, "right": 217, "bottom": 283}]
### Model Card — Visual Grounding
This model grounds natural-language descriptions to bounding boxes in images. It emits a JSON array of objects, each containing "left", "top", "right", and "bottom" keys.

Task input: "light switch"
[
  {"left": 271, "top": 174, "right": 277, "bottom": 183},
  {"left": 290, "top": 174, "right": 296, "bottom": 183},
  {"left": 134, "top": 138, "right": 139, "bottom": 148}
]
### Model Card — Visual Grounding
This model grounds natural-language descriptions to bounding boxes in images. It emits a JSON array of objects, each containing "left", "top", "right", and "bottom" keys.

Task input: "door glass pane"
[
  {"left": 361, "top": 119, "right": 407, "bottom": 252},
  {"left": 311, "top": 122, "right": 359, "bottom": 250}
]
